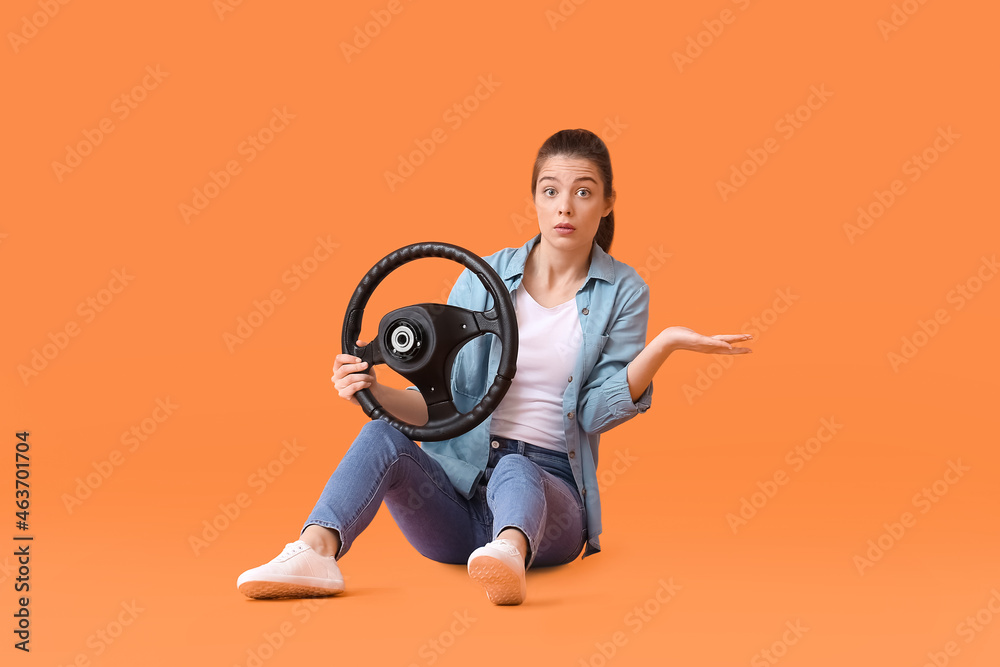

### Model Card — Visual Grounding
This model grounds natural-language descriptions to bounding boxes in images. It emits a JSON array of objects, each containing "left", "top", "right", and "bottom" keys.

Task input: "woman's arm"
[
  {"left": 370, "top": 383, "right": 429, "bottom": 426},
  {"left": 626, "top": 336, "right": 671, "bottom": 403},
  {"left": 627, "top": 327, "right": 753, "bottom": 401}
]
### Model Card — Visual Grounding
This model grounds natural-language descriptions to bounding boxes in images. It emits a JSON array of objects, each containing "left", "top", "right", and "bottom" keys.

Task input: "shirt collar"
[{"left": 502, "top": 233, "right": 615, "bottom": 285}]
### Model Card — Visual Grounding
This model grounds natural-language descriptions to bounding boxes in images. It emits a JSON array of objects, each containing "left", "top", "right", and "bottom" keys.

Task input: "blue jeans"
[{"left": 302, "top": 420, "right": 586, "bottom": 569}]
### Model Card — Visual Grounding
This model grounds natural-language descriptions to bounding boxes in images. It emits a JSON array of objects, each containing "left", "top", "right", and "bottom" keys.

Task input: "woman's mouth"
[{"left": 554, "top": 224, "right": 575, "bottom": 234}]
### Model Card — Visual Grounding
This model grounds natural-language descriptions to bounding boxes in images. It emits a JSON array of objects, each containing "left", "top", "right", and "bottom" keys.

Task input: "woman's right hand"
[{"left": 332, "top": 339, "right": 378, "bottom": 406}]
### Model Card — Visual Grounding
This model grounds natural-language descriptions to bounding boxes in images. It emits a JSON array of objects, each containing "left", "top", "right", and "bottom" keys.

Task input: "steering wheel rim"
[{"left": 341, "top": 241, "right": 518, "bottom": 442}]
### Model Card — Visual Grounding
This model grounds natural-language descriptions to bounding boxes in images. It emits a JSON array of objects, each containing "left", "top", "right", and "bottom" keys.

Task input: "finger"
[
  {"left": 342, "top": 361, "right": 369, "bottom": 374},
  {"left": 711, "top": 334, "right": 754, "bottom": 342},
  {"left": 334, "top": 353, "right": 363, "bottom": 366},
  {"left": 338, "top": 378, "right": 370, "bottom": 397},
  {"left": 718, "top": 347, "right": 754, "bottom": 354},
  {"left": 334, "top": 353, "right": 353, "bottom": 364}
]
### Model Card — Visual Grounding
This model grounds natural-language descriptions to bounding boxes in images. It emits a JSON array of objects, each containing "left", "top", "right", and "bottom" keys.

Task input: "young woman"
[{"left": 236, "top": 128, "right": 752, "bottom": 605}]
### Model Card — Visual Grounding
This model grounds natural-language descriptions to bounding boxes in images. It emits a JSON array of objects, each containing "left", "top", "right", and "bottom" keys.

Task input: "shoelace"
[
  {"left": 492, "top": 539, "right": 521, "bottom": 558},
  {"left": 274, "top": 541, "right": 307, "bottom": 561}
]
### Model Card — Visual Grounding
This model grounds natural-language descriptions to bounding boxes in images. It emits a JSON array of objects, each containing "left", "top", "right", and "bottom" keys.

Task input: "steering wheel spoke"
[
  {"left": 425, "top": 397, "right": 461, "bottom": 425},
  {"left": 472, "top": 307, "right": 502, "bottom": 337},
  {"left": 405, "top": 365, "right": 453, "bottom": 413},
  {"left": 351, "top": 335, "right": 386, "bottom": 367}
]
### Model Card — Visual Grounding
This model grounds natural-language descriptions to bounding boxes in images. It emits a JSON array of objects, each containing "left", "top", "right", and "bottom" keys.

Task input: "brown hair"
[{"left": 530, "top": 128, "right": 615, "bottom": 254}]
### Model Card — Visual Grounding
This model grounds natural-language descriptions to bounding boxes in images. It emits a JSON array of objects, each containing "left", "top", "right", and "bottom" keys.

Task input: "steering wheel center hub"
[{"left": 385, "top": 318, "right": 423, "bottom": 361}]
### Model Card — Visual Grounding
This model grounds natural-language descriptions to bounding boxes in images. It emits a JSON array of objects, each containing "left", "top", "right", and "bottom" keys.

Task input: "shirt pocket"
[
  {"left": 452, "top": 335, "right": 489, "bottom": 399},
  {"left": 582, "top": 333, "right": 609, "bottom": 375}
]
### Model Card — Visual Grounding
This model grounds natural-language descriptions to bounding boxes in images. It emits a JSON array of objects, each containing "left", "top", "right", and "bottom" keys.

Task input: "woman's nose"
[{"left": 557, "top": 196, "right": 573, "bottom": 216}]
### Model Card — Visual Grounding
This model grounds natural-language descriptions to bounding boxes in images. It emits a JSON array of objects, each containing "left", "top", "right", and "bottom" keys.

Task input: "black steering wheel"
[{"left": 341, "top": 242, "right": 518, "bottom": 442}]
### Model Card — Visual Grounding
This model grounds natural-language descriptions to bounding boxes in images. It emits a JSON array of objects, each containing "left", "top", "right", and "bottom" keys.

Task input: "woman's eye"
[
  {"left": 576, "top": 188, "right": 590, "bottom": 197},
  {"left": 544, "top": 187, "right": 556, "bottom": 196}
]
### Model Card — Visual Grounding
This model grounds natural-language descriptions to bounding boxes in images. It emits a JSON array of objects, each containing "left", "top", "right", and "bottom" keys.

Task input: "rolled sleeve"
[
  {"left": 577, "top": 283, "right": 653, "bottom": 435},
  {"left": 609, "top": 364, "right": 653, "bottom": 418}
]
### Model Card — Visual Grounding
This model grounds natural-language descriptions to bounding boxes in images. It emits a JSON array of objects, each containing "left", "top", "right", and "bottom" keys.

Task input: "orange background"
[{"left": 3, "top": 0, "right": 999, "bottom": 665}]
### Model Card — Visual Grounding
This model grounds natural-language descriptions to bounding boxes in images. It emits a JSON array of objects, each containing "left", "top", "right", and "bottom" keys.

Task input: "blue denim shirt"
[{"left": 410, "top": 233, "right": 653, "bottom": 558}]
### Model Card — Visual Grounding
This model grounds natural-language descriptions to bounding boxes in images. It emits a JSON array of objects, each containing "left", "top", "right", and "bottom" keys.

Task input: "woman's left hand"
[{"left": 654, "top": 326, "right": 753, "bottom": 355}]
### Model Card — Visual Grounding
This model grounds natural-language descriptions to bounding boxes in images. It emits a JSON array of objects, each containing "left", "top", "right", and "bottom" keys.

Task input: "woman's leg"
[
  {"left": 465, "top": 450, "right": 585, "bottom": 604},
  {"left": 302, "top": 419, "right": 484, "bottom": 564},
  {"left": 238, "top": 419, "right": 484, "bottom": 598},
  {"left": 485, "top": 453, "right": 586, "bottom": 569}
]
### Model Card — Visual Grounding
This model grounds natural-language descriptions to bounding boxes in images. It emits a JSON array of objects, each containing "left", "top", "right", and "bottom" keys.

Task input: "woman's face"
[{"left": 534, "top": 155, "right": 614, "bottom": 255}]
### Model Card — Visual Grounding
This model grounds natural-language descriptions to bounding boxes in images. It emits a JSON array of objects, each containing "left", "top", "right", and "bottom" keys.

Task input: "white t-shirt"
[{"left": 489, "top": 283, "right": 582, "bottom": 452}]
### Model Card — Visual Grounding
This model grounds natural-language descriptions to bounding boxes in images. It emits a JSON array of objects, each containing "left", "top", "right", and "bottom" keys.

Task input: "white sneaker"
[
  {"left": 237, "top": 540, "right": 345, "bottom": 599},
  {"left": 467, "top": 538, "right": 526, "bottom": 605}
]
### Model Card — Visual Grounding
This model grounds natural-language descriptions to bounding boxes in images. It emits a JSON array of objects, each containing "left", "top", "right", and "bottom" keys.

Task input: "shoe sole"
[
  {"left": 238, "top": 575, "right": 344, "bottom": 599},
  {"left": 468, "top": 555, "right": 525, "bottom": 605}
]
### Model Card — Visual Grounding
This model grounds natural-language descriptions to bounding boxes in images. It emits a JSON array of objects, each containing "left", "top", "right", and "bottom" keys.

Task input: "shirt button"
[
  {"left": 568, "top": 450, "right": 576, "bottom": 459},
  {"left": 567, "top": 376, "right": 573, "bottom": 382},
  {"left": 567, "top": 412, "right": 574, "bottom": 420},
  {"left": 581, "top": 307, "right": 589, "bottom": 315},
  {"left": 491, "top": 440, "right": 500, "bottom": 449}
]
